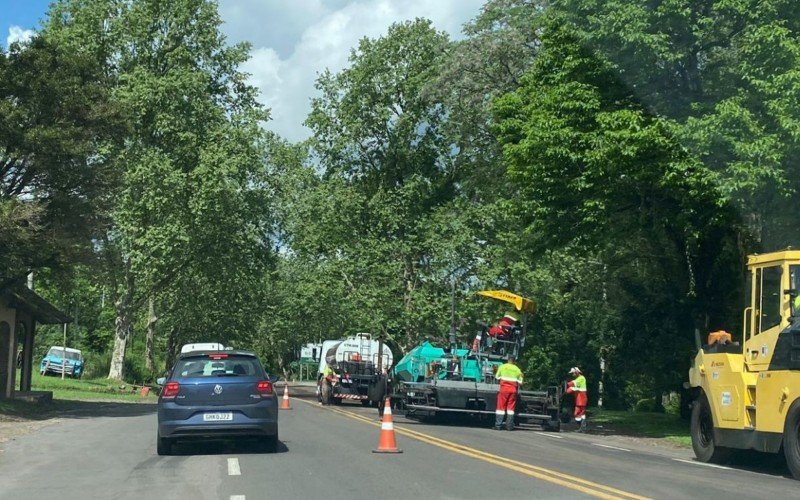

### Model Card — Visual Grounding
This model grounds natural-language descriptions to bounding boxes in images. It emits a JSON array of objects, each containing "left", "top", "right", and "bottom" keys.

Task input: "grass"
[
  {"left": 15, "top": 369, "right": 158, "bottom": 403},
  {"left": 590, "top": 409, "right": 691, "bottom": 447}
]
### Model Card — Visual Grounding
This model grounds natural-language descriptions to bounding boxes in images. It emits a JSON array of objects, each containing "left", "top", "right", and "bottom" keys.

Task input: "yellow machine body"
[{"left": 689, "top": 250, "right": 800, "bottom": 456}]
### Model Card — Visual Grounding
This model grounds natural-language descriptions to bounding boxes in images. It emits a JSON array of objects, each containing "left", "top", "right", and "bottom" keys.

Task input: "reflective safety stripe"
[
  {"left": 506, "top": 410, "right": 514, "bottom": 416},
  {"left": 574, "top": 416, "right": 584, "bottom": 422},
  {"left": 382, "top": 422, "right": 394, "bottom": 430},
  {"left": 498, "top": 376, "right": 521, "bottom": 382},
  {"left": 495, "top": 410, "right": 505, "bottom": 415},
  {"left": 571, "top": 388, "right": 587, "bottom": 392}
]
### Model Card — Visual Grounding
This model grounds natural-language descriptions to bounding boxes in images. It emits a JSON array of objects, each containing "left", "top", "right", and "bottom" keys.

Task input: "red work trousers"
[
  {"left": 496, "top": 384, "right": 518, "bottom": 414},
  {"left": 573, "top": 405, "right": 586, "bottom": 421}
]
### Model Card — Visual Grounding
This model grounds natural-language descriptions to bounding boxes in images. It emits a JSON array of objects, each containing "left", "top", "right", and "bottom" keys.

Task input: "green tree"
[
  {"left": 0, "top": 35, "right": 121, "bottom": 288},
  {"left": 43, "top": 0, "right": 272, "bottom": 379},
  {"left": 493, "top": 18, "right": 743, "bottom": 404}
]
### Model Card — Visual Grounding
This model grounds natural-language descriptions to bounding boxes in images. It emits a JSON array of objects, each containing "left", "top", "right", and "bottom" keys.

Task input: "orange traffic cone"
[
  {"left": 373, "top": 397, "right": 402, "bottom": 453},
  {"left": 280, "top": 381, "right": 292, "bottom": 410}
]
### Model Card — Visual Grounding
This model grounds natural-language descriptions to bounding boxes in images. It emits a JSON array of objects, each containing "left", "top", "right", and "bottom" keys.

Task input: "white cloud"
[
  {"left": 6, "top": 25, "right": 35, "bottom": 48},
  {"left": 221, "top": 0, "right": 484, "bottom": 142}
]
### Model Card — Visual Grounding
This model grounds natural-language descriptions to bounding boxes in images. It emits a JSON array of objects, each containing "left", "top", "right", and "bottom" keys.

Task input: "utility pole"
[
  {"left": 62, "top": 323, "right": 67, "bottom": 380},
  {"left": 449, "top": 279, "right": 457, "bottom": 349}
]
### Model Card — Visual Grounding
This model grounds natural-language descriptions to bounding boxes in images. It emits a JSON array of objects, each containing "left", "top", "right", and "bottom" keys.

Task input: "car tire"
[
  {"left": 783, "top": 399, "right": 800, "bottom": 479},
  {"left": 157, "top": 435, "right": 173, "bottom": 456},
  {"left": 261, "top": 434, "right": 278, "bottom": 453},
  {"left": 691, "top": 393, "right": 732, "bottom": 464}
]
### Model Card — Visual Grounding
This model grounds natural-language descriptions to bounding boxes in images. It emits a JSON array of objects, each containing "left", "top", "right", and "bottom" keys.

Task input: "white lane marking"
[
  {"left": 227, "top": 457, "right": 241, "bottom": 476},
  {"left": 592, "top": 443, "right": 630, "bottom": 452},
  {"left": 533, "top": 432, "right": 564, "bottom": 439},
  {"left": 230, "top": 496, "right": 245, "bottom": 500},
  {"left": 672, "top": 458, "right": 733, "bottom": 470}
]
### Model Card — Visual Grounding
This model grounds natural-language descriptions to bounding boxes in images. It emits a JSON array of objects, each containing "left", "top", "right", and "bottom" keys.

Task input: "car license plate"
[{"left": 203, "top": 412, "right": 233, "bottom": 422}]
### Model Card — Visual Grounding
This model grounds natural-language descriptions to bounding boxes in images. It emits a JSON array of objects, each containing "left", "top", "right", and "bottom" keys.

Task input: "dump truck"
[
  {"left": 391, "top": 290, "right": 562, "bottom": 430},
  {"left": 317, "top": 333, "right": 393, "bottom": 407},
  {"left": 687, "top": 249, "right": 800, "bottom": 477}
]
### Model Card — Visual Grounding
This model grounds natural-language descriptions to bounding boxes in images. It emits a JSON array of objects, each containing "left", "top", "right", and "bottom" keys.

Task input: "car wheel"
[
  {"left": 261, "top": 434, "right": 278, "bottom": 453},
  {"left": 157, "top": 435, "right": 173, "bottom": 456},
  {"left": 691, "top": 393, "right": 732, "bottom": 464},
  {"left": 783, "top": 399, "right": 800, "bottom": 479}
]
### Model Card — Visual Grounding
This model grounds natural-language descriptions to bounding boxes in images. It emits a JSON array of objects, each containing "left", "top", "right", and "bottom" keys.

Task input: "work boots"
[
  {"left": 494, "top": 416, "right": 504, "bottom": 430},
  {"left": 578, "top": 419, "right": 587, "bottom": 433}
]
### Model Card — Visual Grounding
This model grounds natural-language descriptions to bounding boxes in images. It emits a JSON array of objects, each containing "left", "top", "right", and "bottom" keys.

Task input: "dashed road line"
[
  {"left": 227, "top": 457, "right": 241, "bottom": 476},
  {"left": 592, "top": 443, "right": 630, "bottom": 452},
  {"left": 230, "top": 496, "right": 245, "bottom": 500},
  {"left": 533, "top": 431, "right": 564, "bottom": 439}
]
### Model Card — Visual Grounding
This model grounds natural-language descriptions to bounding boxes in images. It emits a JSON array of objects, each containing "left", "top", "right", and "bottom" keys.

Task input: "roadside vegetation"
[
  {"left": 591, "top": 410, "right": 691, "bottom": 448},
  {"left": 16, "top": 370, "right": 157, "bottom": 404},
  {"left": 2, "top": 0, "right": 798, "bottom": 425}
]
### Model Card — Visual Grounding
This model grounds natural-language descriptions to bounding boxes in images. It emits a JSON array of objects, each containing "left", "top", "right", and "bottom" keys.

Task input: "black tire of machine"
[
  {"left": 783, "top": 399, "right": 800, "bottom": 480},
  {"left": 690, "top": 393, "right": 732, "bottom": 464},
  {"left": 545, "top": 415, "right": 561, "bottom": 432}
]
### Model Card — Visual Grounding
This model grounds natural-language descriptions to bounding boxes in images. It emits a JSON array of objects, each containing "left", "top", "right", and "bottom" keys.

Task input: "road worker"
[
  {"left": 488, "top": 311, "right": 519, "bottom": 339},
  {"left": 566, "top": 367, "right": 588, "bottom": 432},
  {"left": 494, "top": 356, "right": 523, "bottom": 430},
  {"left": 793, "top": 294, "right": 800, "bottom": 318}
]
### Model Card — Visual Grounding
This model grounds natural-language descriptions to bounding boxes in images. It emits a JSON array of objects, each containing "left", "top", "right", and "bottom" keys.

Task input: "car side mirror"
[
  {"left": 268, "top": 374, "right": 279, "bottom": 384},
  {"left": 156, "top": 377, "right": 166, "bottom": 386}
]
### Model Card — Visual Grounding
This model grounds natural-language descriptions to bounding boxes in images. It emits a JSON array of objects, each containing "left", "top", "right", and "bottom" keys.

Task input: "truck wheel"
[
  {"left": 321, "top": 383, "right": 332, "bottom": 405},
  {"left": 783, "top": 400, "right": 800, "bottom": 479},
  {"left": 691, "top": 394, "right": 732, "bottom": 464}
]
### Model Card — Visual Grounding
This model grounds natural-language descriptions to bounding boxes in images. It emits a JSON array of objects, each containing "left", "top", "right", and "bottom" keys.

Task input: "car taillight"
[
  {"left": 257, "top": 380, "right": 273, "bottom": 396},
  {"left": 162, "top": 381, "right": 180, "bottom": 399}
]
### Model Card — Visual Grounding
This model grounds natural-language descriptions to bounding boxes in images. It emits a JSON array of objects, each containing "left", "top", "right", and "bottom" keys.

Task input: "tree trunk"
[
  {"left": 165, "top": 326, "right": 179, "bottom": 373},
  {"left": 402, "top": 255, "right": 416, "bottom": 346},
  {"left": 108, "top": 267, "right": 134, "bottom": 380},
  {"left": 145, "top": 296, "right": 157, "bottom": 372}
]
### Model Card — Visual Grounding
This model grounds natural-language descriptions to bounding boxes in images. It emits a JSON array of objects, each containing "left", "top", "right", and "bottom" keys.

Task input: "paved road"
[{"left": 0, "top": 396, "right": 797, "bottom": 499}]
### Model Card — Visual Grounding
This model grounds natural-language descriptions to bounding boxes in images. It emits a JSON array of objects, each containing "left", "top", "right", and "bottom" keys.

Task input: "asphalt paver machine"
[{"left": 391, "top": 290, "right": 562, "bottom": 430}]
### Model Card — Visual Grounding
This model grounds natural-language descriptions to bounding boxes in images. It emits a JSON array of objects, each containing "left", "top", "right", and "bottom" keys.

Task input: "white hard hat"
[{"left": 569, "top": 367, "right": 581, "bottom": 374}]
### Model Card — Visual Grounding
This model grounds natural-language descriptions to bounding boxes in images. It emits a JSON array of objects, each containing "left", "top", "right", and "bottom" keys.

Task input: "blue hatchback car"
[{"left": 156, "top": 350, "right": 279, "bottom": 455}]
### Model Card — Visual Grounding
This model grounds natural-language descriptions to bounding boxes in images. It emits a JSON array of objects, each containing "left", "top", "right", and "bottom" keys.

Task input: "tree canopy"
[{"left": 5, "top": 0, "right": 798, "bottom": 407}]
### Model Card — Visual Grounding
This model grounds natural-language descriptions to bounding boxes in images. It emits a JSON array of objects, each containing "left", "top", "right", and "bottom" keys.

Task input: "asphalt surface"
[{"left": 1, "top": 393, "right": 798, "bottom": 500}]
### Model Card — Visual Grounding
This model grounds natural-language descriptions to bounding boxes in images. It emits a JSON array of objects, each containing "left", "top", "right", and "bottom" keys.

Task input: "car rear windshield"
[{"left": 173, "top": 355, "right": 263, "bottom": 378}]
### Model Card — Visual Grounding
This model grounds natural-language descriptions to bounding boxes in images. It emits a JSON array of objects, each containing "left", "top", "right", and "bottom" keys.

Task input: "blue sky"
[
  {"left": 1, "top": 0, "right": 483, "bottom": 141},
  {"left": 1, "top": 0, "right": 51, "bottom": 46}
]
